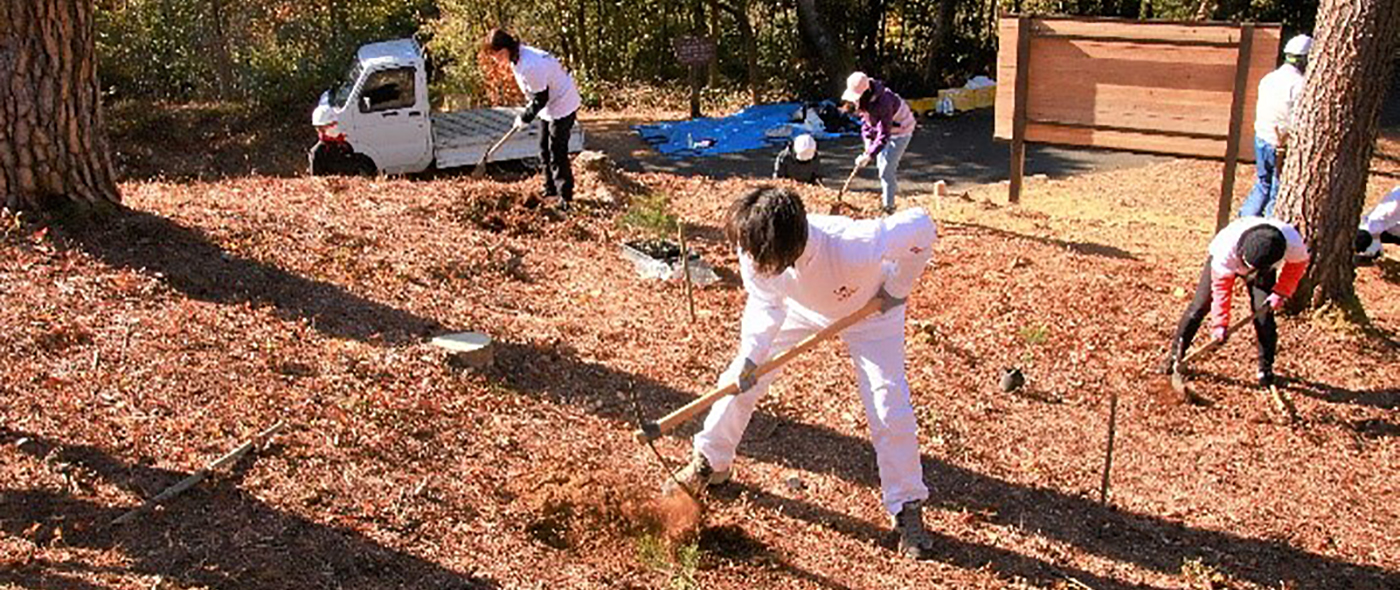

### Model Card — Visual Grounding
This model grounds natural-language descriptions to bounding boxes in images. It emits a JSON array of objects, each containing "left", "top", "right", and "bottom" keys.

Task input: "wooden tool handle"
[
  {"left": 472, "top": 124, "right": 522, "bottom": 177},
  {"left": 1180, "top": 302, "right": 1270, "bottom": 366},
  {"left": 835, "top": 165, "right": 860, "bottom": 202},
  {"left": 634, "top": 298, "right": 883, "bottom": 443}
]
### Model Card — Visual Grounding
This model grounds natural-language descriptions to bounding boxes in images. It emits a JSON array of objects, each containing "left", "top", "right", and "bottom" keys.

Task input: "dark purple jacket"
[{"left": 857, "top": 80, "right": 916, "bottom": 157}]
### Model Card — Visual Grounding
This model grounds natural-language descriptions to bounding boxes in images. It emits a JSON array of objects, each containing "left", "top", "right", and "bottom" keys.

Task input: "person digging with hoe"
[
  {"left": 843, "top": 72, "right": 916, "bottom": 215},
  {"left": 1159, "top": 217, "right": 1310, "bottom": 389},
  {"left": 484, "top": 28, "right": 581, "bottom": 211},
  {"left": 663, "top": 186, "right": 939, "bottom": 559}
]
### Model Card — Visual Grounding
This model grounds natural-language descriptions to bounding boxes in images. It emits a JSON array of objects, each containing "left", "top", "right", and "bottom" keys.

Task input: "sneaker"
[
  {"left": 891, "top": 500, "right": 935, "bottom": 559},
  {"left": 882, "top": 205, "right": 896, "bottom": 216},
  {"left": 661, "top": 453, "right": 730, "bottom": 496}
]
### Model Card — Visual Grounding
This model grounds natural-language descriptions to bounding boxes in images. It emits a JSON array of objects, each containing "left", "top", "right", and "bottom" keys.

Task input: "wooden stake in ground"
[
  {"left": 112, "top": 421, "right": 286, "bottom": 525},
  {"left": 1099, "top": 390, "right": 1119, "bottom": 506},
  {"left": 678, "top": 221, "right": 696, "bottom": 323}
]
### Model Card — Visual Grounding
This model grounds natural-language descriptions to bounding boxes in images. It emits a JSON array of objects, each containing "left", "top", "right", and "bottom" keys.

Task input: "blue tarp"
[{"left": 633, "top": 102, "right": 857, "bottom": 158}]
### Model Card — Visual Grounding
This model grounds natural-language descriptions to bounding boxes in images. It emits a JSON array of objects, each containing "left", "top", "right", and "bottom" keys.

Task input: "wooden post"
[
  {"left": 678, "top": 222, "right": 696, "bottom": 323},
  {"left": 1216, "top": 23, "right": 1255, "bottom": 230},
  {"left": 1099, "top": 390, "right": 1119, "bottom": 505},
  {"left": 1008, "top": 15, "right": 1033, "bottom": 204},
  {"left": 690, "top": 64, "right": 702, "bottom": 118}
]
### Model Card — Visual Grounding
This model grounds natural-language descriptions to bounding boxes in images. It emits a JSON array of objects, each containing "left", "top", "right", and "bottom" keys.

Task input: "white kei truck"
[{"left": 309, "top": 39, "right": 584, "bottom": 176}]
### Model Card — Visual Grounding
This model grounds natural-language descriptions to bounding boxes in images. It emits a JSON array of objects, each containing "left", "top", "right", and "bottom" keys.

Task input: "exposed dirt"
[{"left": 2, "top": 130, "right": 1398, "bottom": 589}]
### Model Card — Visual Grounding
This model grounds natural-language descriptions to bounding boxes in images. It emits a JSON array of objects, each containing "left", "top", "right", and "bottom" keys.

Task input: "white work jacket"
[{"left": 735, "top": 209, "right": 936, "bottom": 363}]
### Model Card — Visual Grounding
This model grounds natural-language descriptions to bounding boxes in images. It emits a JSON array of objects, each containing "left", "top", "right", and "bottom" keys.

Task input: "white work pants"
[{"left": 693, "top": 305, "right": 929, "bottom": 515}]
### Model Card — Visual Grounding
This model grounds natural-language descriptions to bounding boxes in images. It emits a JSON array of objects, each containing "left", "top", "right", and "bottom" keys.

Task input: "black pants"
[
  {"left": 1171, "top": 258, "right": 1277, "bottom": 373},
  {"left": 539, "top": 112, "right": 576, "bottom": 201}
]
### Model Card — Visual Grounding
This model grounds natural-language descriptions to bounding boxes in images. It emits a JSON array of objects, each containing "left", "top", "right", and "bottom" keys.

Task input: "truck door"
[{"left": 354, "top": 66, "right": 430, "bottom": 173}]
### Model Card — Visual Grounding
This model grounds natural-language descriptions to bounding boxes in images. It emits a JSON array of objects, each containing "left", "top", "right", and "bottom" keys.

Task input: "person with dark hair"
[
  {"left": 773, "top": 133, "right": 822, "bottom": 185},
  {"left": 842, "top": 71, "right": 916, "bottom": 215},
  {"left": 1160, "top": 217, "right": 1310, "bottom": 386},
  {"left": 1355, "top": 186, "right": 1400, "bottom": 261},
  {"left": 666, "top": 186, "right": 940, "bottom": 560},
  {"left": 484, "top": 28, "right": 581, "bottom": 209}
]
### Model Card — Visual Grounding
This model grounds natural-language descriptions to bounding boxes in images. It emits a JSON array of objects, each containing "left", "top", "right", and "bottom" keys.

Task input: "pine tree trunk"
[
  {"left": 795, "top": 0, "right": 850, "bottom": 96},
  {"left": 0, "top": 0, "right": 119, "bottom": 211},
  {"left": 1275, "top": 0, "right": 1400, "bottom": 312}
]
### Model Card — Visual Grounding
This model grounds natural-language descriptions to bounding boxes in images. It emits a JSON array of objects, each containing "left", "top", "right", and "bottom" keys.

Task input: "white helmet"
[
  {"left": 842, "top": 72, "right": 871, "bottom": 104},
  {"left": 1284, "top": 34, "right": 1313, "bottom": 56},
  {"left": 793, "top": 134, "right": 817, "bottom": 161}
]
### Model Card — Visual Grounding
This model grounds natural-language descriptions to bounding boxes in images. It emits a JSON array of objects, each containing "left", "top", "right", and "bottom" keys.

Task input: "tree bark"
[
  {"left": 0, "top": 0, "right": 120, "bottom": 211},
  {"left": 926, "top": 0, "right": 959, "bottom": 88},
  {"left": 795, "top": 0, "right": 850, "bottom": 96},
  {"left": 1275, "top": 0, "right": 1400, "bottom": 312},
  {"left": 716, "top": 0, "right": 759, "bottom": 105}
]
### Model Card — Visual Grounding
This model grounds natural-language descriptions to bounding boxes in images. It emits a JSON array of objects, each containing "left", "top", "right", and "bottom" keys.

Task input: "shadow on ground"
[
  {"left": 487, "top": 339, "right": 1400, "bottom": 589},
  {"left": 0, "top": 428, "right": 497, "bottom": 590},
  {"left": 53, "top": 207, "right": 442, "bottom": 345},
  {"left": 593, "top": 110, "right": 1168, "bottom": 196}
]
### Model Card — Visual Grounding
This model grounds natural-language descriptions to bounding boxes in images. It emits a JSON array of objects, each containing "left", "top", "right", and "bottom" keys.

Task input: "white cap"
[
  {"left": 842, "top": 72, "right": 871, "bottom": 104},
  {"left": 793, "top": 134, "right": 817, "bottom": 161},
  {"left": 1284, "top": 34, "right": 1313, "bottom": 56}
]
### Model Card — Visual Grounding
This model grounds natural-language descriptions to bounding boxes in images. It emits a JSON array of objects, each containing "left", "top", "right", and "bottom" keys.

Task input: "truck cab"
[{"left": 310, "top": 38, "right": 584, "bottom": 176}]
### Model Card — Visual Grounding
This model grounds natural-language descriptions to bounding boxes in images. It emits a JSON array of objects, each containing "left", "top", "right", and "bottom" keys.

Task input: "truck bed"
[{"left": 431, "top": 107, "right": 585, "bottom": 170}]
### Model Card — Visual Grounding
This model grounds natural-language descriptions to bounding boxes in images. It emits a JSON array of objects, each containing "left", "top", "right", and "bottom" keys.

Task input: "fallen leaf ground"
[{"left": 2, "top": 119, "right": 1398, "bottom": 590}]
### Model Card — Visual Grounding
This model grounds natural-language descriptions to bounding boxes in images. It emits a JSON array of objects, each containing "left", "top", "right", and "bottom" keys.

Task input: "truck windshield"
[{"left": 330, "top": 63, "right": 363, "bottom": 109}]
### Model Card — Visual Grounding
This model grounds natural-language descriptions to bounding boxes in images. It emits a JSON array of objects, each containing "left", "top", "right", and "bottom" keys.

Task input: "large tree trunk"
[
  {"left": 1275, "top": 0, "right": 1400, "bottom": 312},
  {"left": 926, "top": 0, "right": 959, "bottom": 89},
  {"left": 0, "top": 0, "right": 119, "bottom": 211},
  {"left": 716, "top": 0, "right": 760, "bottom": 105},
  {"left": 795, "top": 0, "right": 850, "bottom": 96}
]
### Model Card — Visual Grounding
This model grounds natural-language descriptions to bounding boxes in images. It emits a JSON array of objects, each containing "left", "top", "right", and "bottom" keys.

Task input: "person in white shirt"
[
  {"left": 1239, "top": 34, "right": 1312, "bottom": 218},
  {"left": 665, "top": 186, "right": 938, "bottom": 560},
  {"left": 485, "top": 29, "right": 582, "bottom": 209},
  {"left": 1356, "top": 186, "right": 1400, "bottom": 261}
]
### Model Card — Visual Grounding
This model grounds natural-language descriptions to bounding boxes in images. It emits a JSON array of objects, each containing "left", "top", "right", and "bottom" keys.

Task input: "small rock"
[
  {"left": 1173, "top": 286, "right": 1188, "bottom": 299},
  {"left": 784, "top": 473, "right": 806, "bottom": 491},
  {"left": 1000, "top": 367, "right": 1026, "bottom": 393}
]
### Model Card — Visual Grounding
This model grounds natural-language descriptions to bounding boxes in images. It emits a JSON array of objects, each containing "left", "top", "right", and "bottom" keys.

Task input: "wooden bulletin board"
[{"left": 995, "top": 16, "right": 1281, "bottom": 228}]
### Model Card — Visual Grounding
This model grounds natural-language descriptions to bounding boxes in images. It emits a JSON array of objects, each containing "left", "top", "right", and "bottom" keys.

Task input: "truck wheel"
[{"left": 352, "top": 154, "right": 378, "bottom": 177}]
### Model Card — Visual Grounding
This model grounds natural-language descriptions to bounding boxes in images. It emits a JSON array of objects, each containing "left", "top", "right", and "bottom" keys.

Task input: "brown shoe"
[
  {"left": 892, "top": 500, "right": 935, "bottom": 559},
  {"left": 661, "top": 453, "right": 731, "bottom": 496}
]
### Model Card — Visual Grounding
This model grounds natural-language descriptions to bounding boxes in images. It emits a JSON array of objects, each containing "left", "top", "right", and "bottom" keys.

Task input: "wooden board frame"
[{"left": 995, "top": 15, "right": 1281, "bottom": 227}]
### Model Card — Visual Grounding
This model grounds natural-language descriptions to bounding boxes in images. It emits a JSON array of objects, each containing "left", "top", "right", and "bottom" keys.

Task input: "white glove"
[
  {"left": 512, "top": 115, "right": 528, "bottom": 131},
  {"left": 854, "top": 153, "right": 873, "bottom": 169}
]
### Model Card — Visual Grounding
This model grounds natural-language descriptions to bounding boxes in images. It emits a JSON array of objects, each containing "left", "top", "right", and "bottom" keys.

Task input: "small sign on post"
[
  {"left": 674, "top": 36, "right": 716, "bottom": 119},
  {"left": 673, "top": 36, "right": 716, "bottom": 67}
]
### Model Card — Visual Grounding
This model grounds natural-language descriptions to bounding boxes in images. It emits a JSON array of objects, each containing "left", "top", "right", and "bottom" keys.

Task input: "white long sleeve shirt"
[
  {"left": 1253, "top": 63, "right": 1305, "bottom": 147},
  {"left": 1208, "top": 217, "right": 1309, "bottom": 278},
  {"left": 1360, "top": 186, "right": 1400, "bottom": 237},
  {"left": 735, "top": 209, "right": 936, "bottom": 363},
  {"left": 511, "top": 45, "right": 581, "bottom": 121}
]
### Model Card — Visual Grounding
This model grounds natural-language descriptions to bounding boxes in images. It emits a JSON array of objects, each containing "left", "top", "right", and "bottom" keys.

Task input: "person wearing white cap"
[
  {"left": 1239, "top": 34, "right": 1313, "bottom": 218},
  {"left": 773, "top": 133, "right": 823, "bottom": 185},
  {"left": 842, "top": 72, "right": 916, "bottom": 215},
  {"left": 1355, "top": 186, "right": 1400, "bottom": 261}
]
